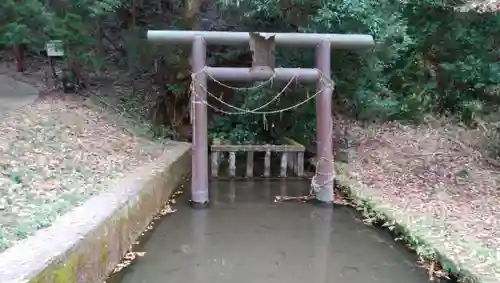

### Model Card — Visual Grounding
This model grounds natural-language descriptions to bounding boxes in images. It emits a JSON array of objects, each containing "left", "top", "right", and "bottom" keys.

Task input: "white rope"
[
  {"left": 189, "top": 69, "right": 334, "bottom": 115},
  {"left": 190, "top": 67, "right": 337, "bottom": 199},
  {"left": 310, "top": 93, "right": 339, "bottom": 196},
  {"left": 202, "top": 70, "right": 297, "bottom": 113},
  {"left": 205, "top": 67, "right": 277, "bottom": 90},
  {"left": 194, "top": 85, "right": 323, "bottom": 115},
  {"left": 310, "top": 156, "right": 336, "bottom": 196},
  {"left": 309, "top": 111, "right": 337, "bottom": 197}
]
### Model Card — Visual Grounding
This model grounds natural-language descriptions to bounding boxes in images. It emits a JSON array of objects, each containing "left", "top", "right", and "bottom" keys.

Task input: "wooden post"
[
  {"left": 211, "top": 151, "right": 219, "bottom": 177},
  {"left": 292, "top": 153, "right": 297, "bottom": 175},
  {"left": 280, "top": 152, "right": 288, "bottom": 177},
  {"left": 264, "top": 150, "right": 271, "bottom": 177},
  {"left": 246, "top": 151, "right": 254, "bottom": 177},
  {"left": 286, "top": 153, "right": 295, "bottom": 175},
  {"left": 229, "top": 152, "right": 236, "bottom": 177},
  {"left": 297, "top": 152, "right": 304, "bottom": 177}
]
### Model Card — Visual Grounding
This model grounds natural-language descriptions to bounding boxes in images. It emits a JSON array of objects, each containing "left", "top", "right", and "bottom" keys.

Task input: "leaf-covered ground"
[
  {"left": 339, "top": 118, "right": 500, "bottom": 281},
  {"left": 0, "top": 95, "right": 164, "bottom": 252}
]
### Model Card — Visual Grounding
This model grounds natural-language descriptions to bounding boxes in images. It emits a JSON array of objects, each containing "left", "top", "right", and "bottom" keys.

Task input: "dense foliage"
[
  {"left": 2, "top": 0, "right": 500, "bottom": 146},
  {"left": 211, "top": 0, "right": 500, "bottom": 144},
  {"left": 0, "top": 0, "right": 126, "bottom": 70}
]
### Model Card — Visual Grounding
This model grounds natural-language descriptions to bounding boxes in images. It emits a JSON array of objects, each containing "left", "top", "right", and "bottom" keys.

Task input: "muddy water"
[{"left": 108, "top": 180, "right": 447, "bottom": 283}]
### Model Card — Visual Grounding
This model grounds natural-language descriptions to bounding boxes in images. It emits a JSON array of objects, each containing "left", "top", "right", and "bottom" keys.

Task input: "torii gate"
[{"left": 147, "top": 30, "right": 374, "bottom": 209}]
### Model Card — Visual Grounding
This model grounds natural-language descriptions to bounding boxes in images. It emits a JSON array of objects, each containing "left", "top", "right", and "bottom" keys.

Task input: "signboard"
[{"left": 45, "top": 40, "right": 64, "bottom": 57}]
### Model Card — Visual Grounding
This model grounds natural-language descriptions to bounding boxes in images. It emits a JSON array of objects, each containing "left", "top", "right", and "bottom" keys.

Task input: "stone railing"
[{"left": 210, "top": 143, "right": 305, "bottom": 178}]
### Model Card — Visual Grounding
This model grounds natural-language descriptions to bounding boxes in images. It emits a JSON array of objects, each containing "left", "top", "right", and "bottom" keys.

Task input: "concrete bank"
[
  {"left": 335, "top": 163, "right": 498, "bottom": 283},
  {"left": 0, "top": 142, "right": 191, "bottom": 283}
]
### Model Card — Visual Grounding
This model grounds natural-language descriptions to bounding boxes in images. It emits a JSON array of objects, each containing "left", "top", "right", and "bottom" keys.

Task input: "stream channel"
[{"left": 107, "top": 176, "right": 451, "bottom": 283}]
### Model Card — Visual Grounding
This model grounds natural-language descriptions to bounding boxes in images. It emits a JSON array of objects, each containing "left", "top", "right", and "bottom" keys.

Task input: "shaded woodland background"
[{"left": 2, "top": 0, "right": 500, "bottom": 158}]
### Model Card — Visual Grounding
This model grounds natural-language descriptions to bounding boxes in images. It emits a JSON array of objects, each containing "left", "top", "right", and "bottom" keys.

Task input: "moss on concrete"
[
  {"left": 99, "top": 237, "right": 109, "bottom": 270},
  {"left": 31, "top": 252, "right": 79, "bottom": 283}
]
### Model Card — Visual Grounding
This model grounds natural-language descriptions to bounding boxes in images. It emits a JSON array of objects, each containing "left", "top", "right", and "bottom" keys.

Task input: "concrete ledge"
[
  {"left": 0, "top": 142, "right": 191, "bottom": 283},
  {"left": 335, "top": 163, "right": 499, "bottom": 283}
]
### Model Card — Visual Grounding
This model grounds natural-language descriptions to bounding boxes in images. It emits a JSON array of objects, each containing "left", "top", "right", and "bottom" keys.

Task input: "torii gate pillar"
[{"left": 147, "top": 30, "right": 374, "bottom": 209}]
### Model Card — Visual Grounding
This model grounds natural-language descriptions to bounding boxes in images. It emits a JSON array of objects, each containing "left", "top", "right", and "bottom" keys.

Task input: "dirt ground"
[
  {"left": 338, "top": 117, "right": 500, "bottom": 280},
  {"left": 0, "top": 58, "right": 166, "bottom": 252}
]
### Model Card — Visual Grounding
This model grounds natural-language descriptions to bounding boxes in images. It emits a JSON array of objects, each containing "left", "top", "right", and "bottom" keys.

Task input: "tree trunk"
[
  {"left": 177, "top": 0, "right": 201, "bottom": 80},
  {"left": 173, "top": 0, "right": 201, "bottom": 127},
  {"left": 131, "top": 0, "right": 137, "bottom": 26},
  {"left": 184, "top": 0, "right": 201, "bottom": 30},
  {"left": 64, "top": 47, "right": 86, "bottom": 91},
  {"left": 152, "top": 0, "right": 201, "bottom": 132},
  {"left": 13, "top": 44, "right": 25, "bottom": 72}
]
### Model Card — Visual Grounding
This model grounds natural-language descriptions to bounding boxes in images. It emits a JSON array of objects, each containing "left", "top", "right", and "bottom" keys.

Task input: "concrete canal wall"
[{"left": 0, "top": 143, "right": 191, "bottom": 283}]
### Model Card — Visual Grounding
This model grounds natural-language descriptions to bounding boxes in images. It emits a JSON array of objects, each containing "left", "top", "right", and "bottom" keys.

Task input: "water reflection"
[
  {"left": 280, "top": 180, "right": 287, "bottom": 196},
  {"left": 114, "top": 180, "right": 440, "bottom": 283},
  {"left": 228, "top": 180, "right": 236, "bottom": 203},
  {"left": 310, "top": 205, "right": 333, "bottom": 283},
  {"left": 191, "top": 208, "right": 209, "bottom": 283},
  {"left": 211, "top": 180, "right": 219, "bottom": 205}
]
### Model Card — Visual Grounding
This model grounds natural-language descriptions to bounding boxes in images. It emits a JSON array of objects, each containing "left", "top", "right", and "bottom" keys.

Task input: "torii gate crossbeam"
[{"left": 147, "top": 30, "right": 374, "bottom": 209}]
